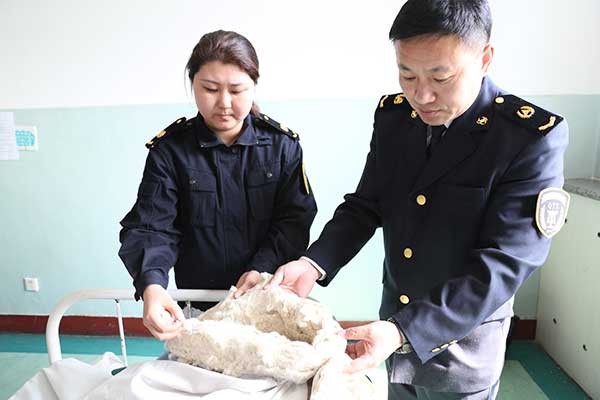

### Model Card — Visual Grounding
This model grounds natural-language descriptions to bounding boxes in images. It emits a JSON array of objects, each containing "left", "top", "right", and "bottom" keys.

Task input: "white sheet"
[{"left": 10, "top": 353, "right": 307, "bottom": 400}]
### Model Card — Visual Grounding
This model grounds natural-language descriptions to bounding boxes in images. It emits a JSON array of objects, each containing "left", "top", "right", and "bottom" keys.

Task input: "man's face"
[{"left": 394, "top": 34, "right": 493, "bottom": 126}]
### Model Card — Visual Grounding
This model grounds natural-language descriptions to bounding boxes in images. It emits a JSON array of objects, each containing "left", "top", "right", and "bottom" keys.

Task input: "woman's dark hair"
[
  {"left": 389, "top": 0, "right": 492, "bottom": 49},
  {"left": 186, "top": 30, "right": 260, "bottom": 116}
]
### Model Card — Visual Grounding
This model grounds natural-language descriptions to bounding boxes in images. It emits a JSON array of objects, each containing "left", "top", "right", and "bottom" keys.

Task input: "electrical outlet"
[{"left": 23, "top": 277, "right": 39, "bottom": 292}]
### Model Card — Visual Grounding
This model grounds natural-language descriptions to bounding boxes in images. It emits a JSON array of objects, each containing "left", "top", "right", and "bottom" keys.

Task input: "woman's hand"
[
  {"left": 233, "top": 270, "right": 263, "bottom": 299},
  {"left": 142, "top": 284, "right": 185, "bottom": 341}
]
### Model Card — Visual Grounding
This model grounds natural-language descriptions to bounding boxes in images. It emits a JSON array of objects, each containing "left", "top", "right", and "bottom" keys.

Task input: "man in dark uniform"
[{"left": 244, "top": 0, "right": 570, "bottom": 398}]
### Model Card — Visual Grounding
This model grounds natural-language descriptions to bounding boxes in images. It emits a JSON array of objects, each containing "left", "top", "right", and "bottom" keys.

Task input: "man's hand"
[
  {"left": 233, "top": 259, "right": 321, "bottom": 299},
  {"left": 343, "top": 320, "right": 402, "bottom": 374},
  {"left": 264, "top": 258, "right": 320, "bottom": 298},
  {"left": 233, "top": 270, "right": 262, "bottom": 299},
  {"left": 142, "top": 284, "right": 185, "bottom": 341}
]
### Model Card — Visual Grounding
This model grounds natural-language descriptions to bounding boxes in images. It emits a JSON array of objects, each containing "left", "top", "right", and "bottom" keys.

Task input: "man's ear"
[{"left": 481, "top": 44, "right": 494, "bottom": 74}]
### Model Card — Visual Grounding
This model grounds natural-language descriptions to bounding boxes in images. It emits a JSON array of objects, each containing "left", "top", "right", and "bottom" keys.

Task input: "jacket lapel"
[
  {"left": 400, "top": 118, "right": 428, "bottom": 188},
  {"left": 412, "top": 77, "right": 499, "bottom": 191},
  {"left": 413, "top": 127, "right": 477, "bottom": 191}
]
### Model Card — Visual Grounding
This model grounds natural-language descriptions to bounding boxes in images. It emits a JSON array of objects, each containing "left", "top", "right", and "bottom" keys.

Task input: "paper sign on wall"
[
  {"left": 0, "top": 111, "right": 19, "bottom": 160},
  {"left": 16, "top": 125, "right": 38, "bottom": 151}
]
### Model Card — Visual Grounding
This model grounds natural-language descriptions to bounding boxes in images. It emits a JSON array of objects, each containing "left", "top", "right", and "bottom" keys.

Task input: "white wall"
[
  {"left": 1, "top": 0, "right": 599, "bottom": 320},
  {"left": 537, "top": 193, "right": 600, "bottom": 398},
  {"left": 1, "top": 0, "right": 599, "bottom": 109}
]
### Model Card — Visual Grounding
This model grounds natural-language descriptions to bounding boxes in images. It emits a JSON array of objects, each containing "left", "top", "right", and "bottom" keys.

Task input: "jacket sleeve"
[
  {"left": 396, "top": 121, "right": 569, "bottom": 363},
  {"left": 248, "top": 141, "right": 318, "bottom": 273},
  {"left": 305, "top": 125, "right": 382, "bottom": 283},
  {"left": 118, "top": 147, "right": 182, "bottom": 300}
]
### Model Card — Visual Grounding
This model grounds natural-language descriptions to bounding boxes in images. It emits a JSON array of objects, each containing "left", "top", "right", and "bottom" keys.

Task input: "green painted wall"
[{"left": 1, "top": 95, "right": 599, "bottom": 319}]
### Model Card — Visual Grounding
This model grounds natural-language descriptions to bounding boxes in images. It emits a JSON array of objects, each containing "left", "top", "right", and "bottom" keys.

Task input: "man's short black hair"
[{"left": 389, "top": 0, "right": 492, "bottom": 48}]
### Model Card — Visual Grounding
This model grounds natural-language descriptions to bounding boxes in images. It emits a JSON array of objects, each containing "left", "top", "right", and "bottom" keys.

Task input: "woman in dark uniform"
[{"left": 118, "top": 30, "right": 317, "bottom": 340}]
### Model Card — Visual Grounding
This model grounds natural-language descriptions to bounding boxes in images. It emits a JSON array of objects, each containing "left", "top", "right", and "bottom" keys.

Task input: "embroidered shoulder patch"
[
  {"left": 535, "top": 187, "right": 570, "bottom": 238},
  {"left": 494, "top": 95, "right": 563, "bottom": 135},
  {"left": 378, "top": 93, "right": 409, "bottom": 110},
  {"left": 301, "top": 161, "right": 310, "bottom": 195},
  {"left": 255, "top": 113, "right": 299, "bottom": 140},
  {"left": 146, "top": 117, "right": 188, "bottom": 149}
]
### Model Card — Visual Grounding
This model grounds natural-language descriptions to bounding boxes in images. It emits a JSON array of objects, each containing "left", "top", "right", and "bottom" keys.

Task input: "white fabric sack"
[
  {"left": 10, "top": 352, "right": 124, "bottom": 400},
  {"left": 84, "top": 359, "right": 307, "bottom": 400},
  {"left": 10, "top": 353, "right": 307, "bottom": 400}
]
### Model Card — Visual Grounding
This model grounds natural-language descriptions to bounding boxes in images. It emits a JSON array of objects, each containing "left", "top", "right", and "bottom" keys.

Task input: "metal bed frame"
[{"left": 45, "top": 288, "right": 228, "bottom": 365}]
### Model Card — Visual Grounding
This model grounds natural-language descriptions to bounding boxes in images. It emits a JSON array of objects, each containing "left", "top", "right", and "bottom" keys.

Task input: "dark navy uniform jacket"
[
  {"left": 306, "top": 77, "right": 568, "bottom": 391},
  {"left": 119, "top": 113, "right": 317, "bottom": 307}
]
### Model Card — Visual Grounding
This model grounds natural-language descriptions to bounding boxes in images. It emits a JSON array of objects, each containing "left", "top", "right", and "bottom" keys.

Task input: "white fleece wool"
[
  {"left": 166, "top": 273, "right": 344, "bottom": 383},
  {"left": 310, "top": 353, "right": 376, "bottom": 400},
  {"left": 165, "top": 273, "right": 375, "bottom": 398}
]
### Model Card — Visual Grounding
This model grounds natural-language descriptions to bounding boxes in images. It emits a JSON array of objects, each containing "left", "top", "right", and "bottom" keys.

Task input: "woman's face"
[{"left": 193, "top": 61, "right": 256, "bottom": 138}]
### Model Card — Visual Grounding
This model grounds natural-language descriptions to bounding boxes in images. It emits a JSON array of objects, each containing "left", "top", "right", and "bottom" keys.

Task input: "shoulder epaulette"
[
  {"left": 377, "top": 93, "right": 410, "bottom": 110},
  {"left": 494, "top": 95, "right": 563, "bottom": 135},
  {"left": 146, "top": 117, "right": 188, "bottom": 149},
  {"left": 254, "top": 113, "right": 299, "bottom": 140}
]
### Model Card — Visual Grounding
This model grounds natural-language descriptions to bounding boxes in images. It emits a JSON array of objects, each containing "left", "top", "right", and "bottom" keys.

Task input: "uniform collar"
[
  {"left": 411, "top": 77, "right": 501, "bottom": 191},
  {"left": 194, "top": 114, "right": 259, "bottom": 149},
  {"left": 447, "top": 76, "right": 502, "bottom": 134}
]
